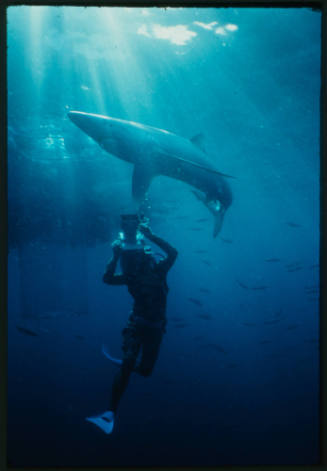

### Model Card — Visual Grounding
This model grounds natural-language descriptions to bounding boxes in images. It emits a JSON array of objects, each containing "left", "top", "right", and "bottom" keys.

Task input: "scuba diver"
[{"left": 86, "top": 214, "right": 178, "bottom": 434}]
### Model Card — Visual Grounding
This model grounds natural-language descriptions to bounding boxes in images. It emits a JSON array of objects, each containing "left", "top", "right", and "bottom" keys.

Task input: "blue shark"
[{"left": 68, "top": 111, "right": 233, "bottom": 236}]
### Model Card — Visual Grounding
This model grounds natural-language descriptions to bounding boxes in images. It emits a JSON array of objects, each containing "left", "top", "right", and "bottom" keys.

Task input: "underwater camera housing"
[
  {"left": 119, "top": 214, "right": 151, "bottom": 275},
  {"left": 119, "top": 214, "right": 144, "bottom": 249}
]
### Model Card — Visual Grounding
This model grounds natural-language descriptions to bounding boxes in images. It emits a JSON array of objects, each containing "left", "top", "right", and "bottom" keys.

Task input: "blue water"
[{"left": 7, "top": 6, "right": 321, "bottom": 467}]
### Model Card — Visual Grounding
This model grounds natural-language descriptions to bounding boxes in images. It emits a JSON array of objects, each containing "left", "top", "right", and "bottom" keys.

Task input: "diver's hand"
[
  {"left": 111, "top": 239, "right": 122, "bottom": 258},
  {"left": 138, "top": 223, "right": 153, "bottom": 239}
]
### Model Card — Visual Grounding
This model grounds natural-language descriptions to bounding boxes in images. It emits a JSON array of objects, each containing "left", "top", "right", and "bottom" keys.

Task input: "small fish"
[
  {"left": 287, "top": 267, "right": 303, "bottom": 272},
  {"left": 226, "top": 363, "right": 239, "bottom": 368},
  {"left": 196, "top": 218, "right": 209, "bottom": 223},
  {"left": 16, "top": 325, "right": 38, "bottom": 336},
  {"left": 189, "top": 227, "right": 202, "bottom": 231},
  {"left": 220, "top": 238, "right": 233, "bottom": 244},
  {"left": 40, "top": 310, "right": 80, "bottom": 319},
  {"left": 194, "top": 249, "right": 207, "bottom": 254},
  {"left": 251, "top": 285, "right": 268, "bottom": 291},
  {"left": 265, "top": 258, "right": 280, "bottom": 262},
  {"left": 202, "top": 344, "right": 227, "bottom": 354},
  {"left": 305, "top": 286, "right": 319, "bottom": 292},
  {"left": 287, "top": 324, "right": 299, "bottom": 330},
  {"left": 211, "top": 345, "right": 227, "bottom": 354},
  {"left": 164, "top": 379, "right": 176, "bottom": 385},
  {"left": 265, "top": 352, "right": 285, "bottom": 359},
  {"left": 242, "top": 322, "right": 257, "bottom": 327},
  {"left": 193, "top": 335, "right": 204, "bottom": 341},
  {"left": 197, "top": 314, "right": 213, "bottom": 320},
  {"left": 237, "top": 280, "right": 249, "bottom": 290},
  {"left": 174, "top": 323, "right": 189, "bottom": 328},
  {"left": 286, "top": 222, "right": 302, "bottom": 228},
  {"left": 199, "top": 287, "right": 211, "bottom": 294},
  {"left": 75, "top": 335, "right": 85, "bottom": 340},
  {"left": 304, "top": 338, "right": 318, "bottom": 344},
  {"left": 274, "top": 309, "right": 283, "bottom": 318},
  {"left": 39, "top": 314, "right": 57, "bottom": 319},
  {"left": 39, "top": 327, "right": 49, "bottom": 333},
  {"left": 264, "top": 319, "right": 281, "bottom": 325},
  {"left": 202, "top": 260, "right": 212, "bottom": 266},
  {"left": 75, "top": 311, "right": 89, "bottom": 317},
  {"left": 188, "top": 298, "right": 203, "bottom": 307},
  {"left": 170, "top": 316, "right": 184, "bottom": 322},
  {"left": 309, "top": 264, "right": 319, "bottom": 269},
  {"left": 285, "top": 262, "right": 302, "bottom": 268},
  {"left": 258, "top": 340, "right": 272, "bottom": 345}
]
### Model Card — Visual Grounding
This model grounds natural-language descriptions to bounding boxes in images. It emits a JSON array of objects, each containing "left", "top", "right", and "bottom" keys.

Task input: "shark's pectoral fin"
[{"left": 132, "top": 165, "right": 155, "bottom": 201}]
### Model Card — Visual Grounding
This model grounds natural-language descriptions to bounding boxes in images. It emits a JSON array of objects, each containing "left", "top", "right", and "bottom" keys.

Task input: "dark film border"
[{"left": 0, "top": 1, "right": 325, "bottom": 471}]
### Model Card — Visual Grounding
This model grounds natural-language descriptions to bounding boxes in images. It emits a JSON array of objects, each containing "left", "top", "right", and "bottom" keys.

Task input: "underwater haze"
[{"left": 7, "top": 6, "right": 320, "bottom": 467}]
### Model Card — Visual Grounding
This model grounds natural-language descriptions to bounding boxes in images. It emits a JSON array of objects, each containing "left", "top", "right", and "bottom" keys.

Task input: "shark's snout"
[
  {"left": 68, "top": 111, "right": 90, "bottom": 130},
  {"left": 68, "top": 111, "right": 109, "bottom": 143}
]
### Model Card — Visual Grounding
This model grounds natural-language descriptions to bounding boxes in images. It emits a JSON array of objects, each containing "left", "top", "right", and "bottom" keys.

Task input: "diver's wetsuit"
[{"left": 103, "top": 233, "right": 177, "bottom": 412}]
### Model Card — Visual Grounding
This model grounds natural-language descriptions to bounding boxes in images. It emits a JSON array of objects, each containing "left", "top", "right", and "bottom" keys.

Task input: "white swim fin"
[
  {"left": 102, "top": 344, "right": 122, "bottom": 367},
  {"left": 85, "top": 410, "right": 115, "bottom": 434}
]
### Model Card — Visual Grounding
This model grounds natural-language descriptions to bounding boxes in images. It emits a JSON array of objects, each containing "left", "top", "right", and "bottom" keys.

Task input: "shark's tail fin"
[
  {"left": 191, "top": 190, "right": 226, "bottom": 237},
  {"left": 213, "top": 209, "right": 225, "bottom": 237}
]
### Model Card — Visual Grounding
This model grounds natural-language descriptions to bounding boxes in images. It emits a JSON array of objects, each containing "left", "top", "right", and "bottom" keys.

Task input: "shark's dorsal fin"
[
  {"left": 190, "top": 133, "right": 206, "bottom": 153},
  {"left": 132, "top": 165, "right": 155, "bottom": 200}
]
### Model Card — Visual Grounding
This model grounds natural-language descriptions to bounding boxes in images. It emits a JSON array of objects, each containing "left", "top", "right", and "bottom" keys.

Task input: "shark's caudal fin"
[
  {"left": 213, "top": 209, "right": 225, "bottom": 237},
  {"left": 191, "top": 190, "right": 226, "bottom": 237}
]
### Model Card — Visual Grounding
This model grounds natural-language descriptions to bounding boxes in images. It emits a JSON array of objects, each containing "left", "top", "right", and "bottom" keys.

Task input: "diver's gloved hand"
[
  {"left": 111, "top": 239, "right": 122, "bottom": 258},
  {"left": 138, "top": 222, "right": 153, "bottom": 239}
]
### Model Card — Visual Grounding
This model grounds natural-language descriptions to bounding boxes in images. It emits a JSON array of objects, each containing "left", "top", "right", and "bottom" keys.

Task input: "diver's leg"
[
  {"left": 108, "top": 322, "right": 141, "bottom": 412},
  {"left": 86, "top": 361, "right": 134, "bottom": 434},
  {"left": 109, "top": 361, "right": 135, "bottom": 412},
  {"left": 85, "top": 323, "right": 141, "bottom": 434},
  {"left": 136, "top": 327, "right": 163, "bottom": 377}
]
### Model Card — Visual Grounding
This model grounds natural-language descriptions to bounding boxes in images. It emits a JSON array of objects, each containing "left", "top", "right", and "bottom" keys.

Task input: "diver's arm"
[
  {"left": 103, "top": 255, "right": 127, "bottom": 285},
  {"left": 149, "top": 233, "right": 177, "bottom": 258},
  {"left": 146, "top": 231, "right": 178, "bottom": 271},
  {"left": 103, "top": 242, "right": 127, "bottom": 285},
  {"left": 138, "top": 223, "right": 178, "bottom": 271}
]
